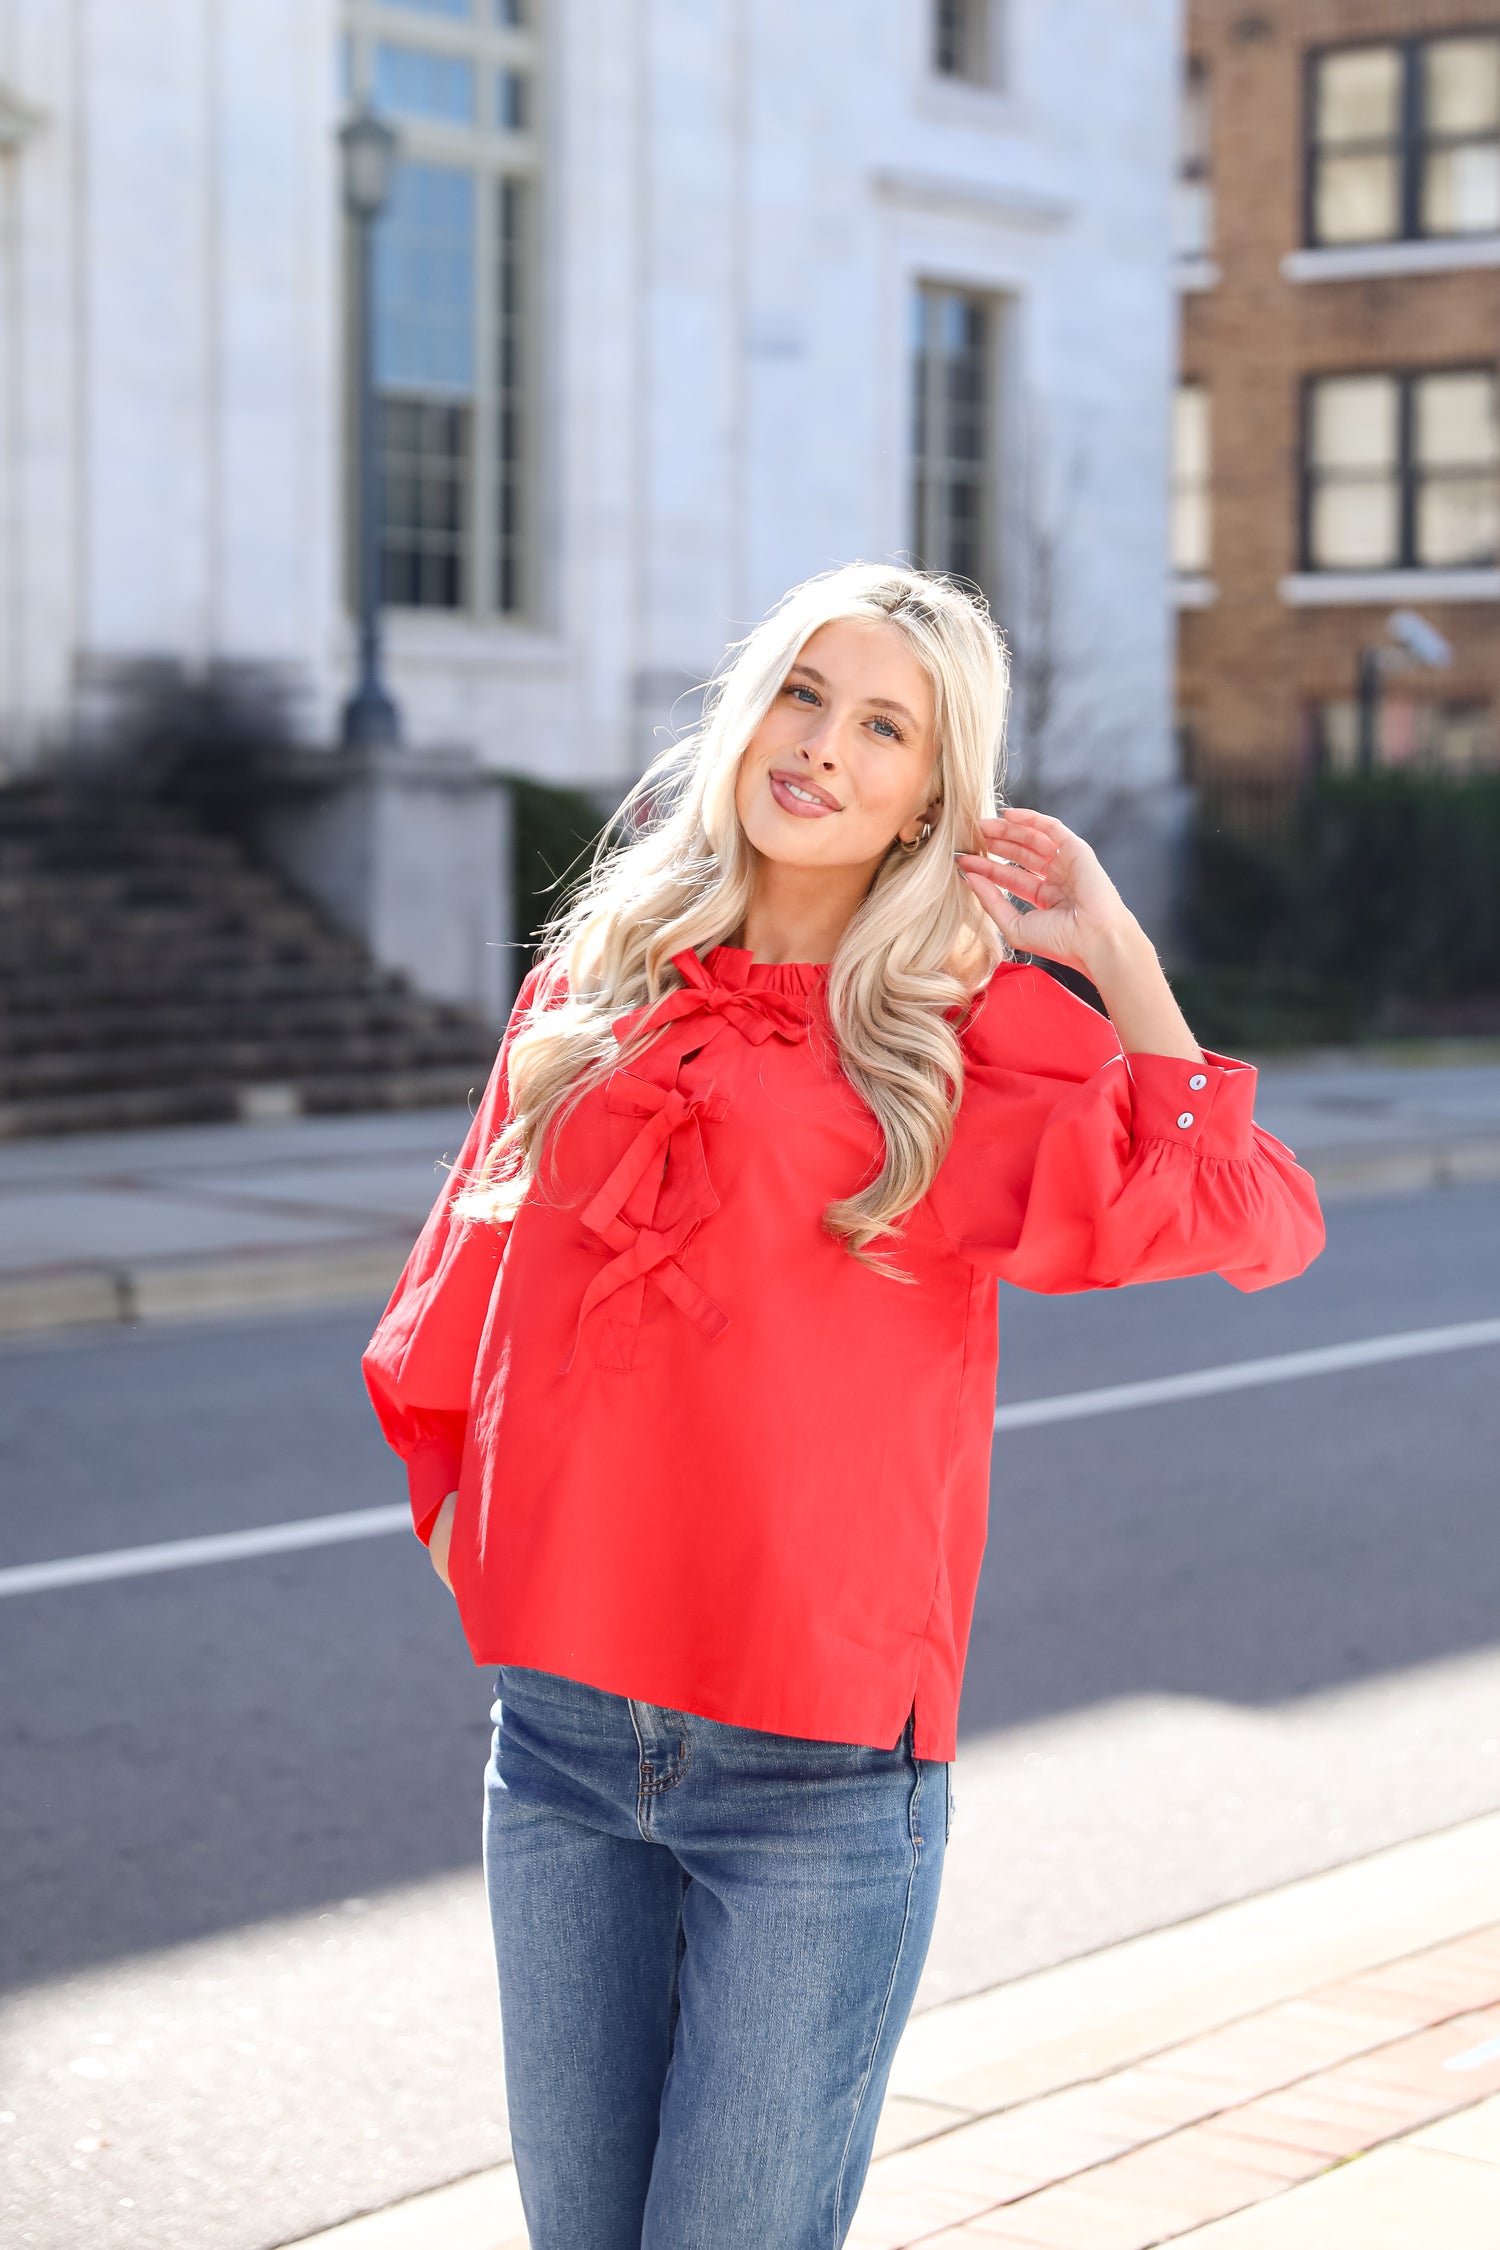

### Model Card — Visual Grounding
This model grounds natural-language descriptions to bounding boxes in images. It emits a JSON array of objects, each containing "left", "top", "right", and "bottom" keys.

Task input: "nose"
[{"left": 795, "top": 731, "right": 838, "bottom": 772}]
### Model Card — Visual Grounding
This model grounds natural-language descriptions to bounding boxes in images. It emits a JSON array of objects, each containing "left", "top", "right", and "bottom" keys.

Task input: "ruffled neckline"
[{"left": 703, "top": 943, "right": 830, "bottom": 994}]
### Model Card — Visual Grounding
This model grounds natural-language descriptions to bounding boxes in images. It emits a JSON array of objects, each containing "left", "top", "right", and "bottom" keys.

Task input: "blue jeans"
[{"left": 482, "top": 1665, "right": 949, "bottom": 2250}]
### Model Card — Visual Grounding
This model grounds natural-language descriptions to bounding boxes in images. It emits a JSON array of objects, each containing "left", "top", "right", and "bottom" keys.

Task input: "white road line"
[
  {"left": 4, "top": 1317, "right": 1498, "bottom": 1600},
  {"left": 993, "top": 1316, "right": 1500, "bottom": 1431},
  {"left": 0, "top": 1505, "right": 410, "bottom": 1599}
]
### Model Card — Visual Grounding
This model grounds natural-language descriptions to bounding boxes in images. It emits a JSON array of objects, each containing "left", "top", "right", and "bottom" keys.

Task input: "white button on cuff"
[
  {"left": 1188, "top": 1073, "right": 1207, "bottom": 1090},
  {"left": 1176, "top": 1111, "right": 1195, "bottom": 1129}
]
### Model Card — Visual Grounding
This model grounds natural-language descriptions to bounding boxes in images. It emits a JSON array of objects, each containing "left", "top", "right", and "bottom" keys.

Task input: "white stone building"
[{"left": 0, "top": 0, "right": 1182, "bottom": 879}]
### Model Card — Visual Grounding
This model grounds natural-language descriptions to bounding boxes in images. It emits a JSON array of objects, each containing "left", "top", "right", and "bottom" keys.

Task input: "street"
[{"left": 3, "top": 1181, "right": 1499, "bottom": 2250}]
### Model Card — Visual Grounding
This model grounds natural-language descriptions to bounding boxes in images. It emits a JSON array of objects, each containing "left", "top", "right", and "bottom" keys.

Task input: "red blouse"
[{"left": 362, "top": 943, "right": 1325, "bottom": 1760}]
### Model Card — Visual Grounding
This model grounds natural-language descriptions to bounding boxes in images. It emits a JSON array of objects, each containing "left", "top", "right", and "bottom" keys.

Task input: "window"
[
  {"left": 343, "top": 0, "right": 539, "bottom": 617},
  {"left": 496, "top": 67, "right": 529, "bottom": 129},
  {"left": 374, "top": 163, "right": 475, "bottom": 606},
  {"left": 933, "top": 0, "right": 991, "bottom": 84},
  {"left": 1303, "top": 369, "right": 1499, "bottom": 572},
  {"left": 1312, "top": 697, "right": 1495, "bottom": 773},
  {"left": 911, "top": 286, "right": 990, "bottom": 586},
  {"left": 496, "top": 176, "right": 525, "bottom": 614},
  {"left": 1172, "top": 383, "right": 1212, "bottom": 575},
  {"left": 1175, "top": 58, "right": 1213, "bottom": 258},
  {"left": 1308, "top": 33, "right": 1500, "bottom": 245},
  {"left": 372, "top": 43, "right": 476, "bottom": 122}
]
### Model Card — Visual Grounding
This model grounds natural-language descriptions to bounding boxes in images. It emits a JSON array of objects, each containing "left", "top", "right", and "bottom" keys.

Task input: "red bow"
[
  {"left": 611, "top": 947, "right": 814, "bottom": 1051},
  {"left": 564, "top": 949, "right": 813, "bottom": 1372}
]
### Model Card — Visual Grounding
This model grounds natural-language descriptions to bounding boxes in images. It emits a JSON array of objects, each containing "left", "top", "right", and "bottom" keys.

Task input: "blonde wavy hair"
[{"left": 454, "top": 561, "right": 1012, "bottom": 1273}]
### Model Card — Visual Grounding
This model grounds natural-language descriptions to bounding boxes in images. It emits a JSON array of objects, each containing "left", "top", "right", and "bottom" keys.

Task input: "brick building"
[{"left": 1175, "top": 1, "right": 1500, "bottom": 784}]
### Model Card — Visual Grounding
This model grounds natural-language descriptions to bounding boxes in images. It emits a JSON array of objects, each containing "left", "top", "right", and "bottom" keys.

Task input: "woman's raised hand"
[{"left": 954, "top": 808, "right": 1136, "bottom": 979}]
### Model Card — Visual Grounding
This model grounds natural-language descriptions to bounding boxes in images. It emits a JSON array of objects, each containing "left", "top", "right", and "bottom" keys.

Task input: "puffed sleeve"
[
  {"left": 361, "top": 960, "right": 556, "bottom": 1541},
  {"left": 928, "top": 962, "right": 1326, "bottom": 1295}
]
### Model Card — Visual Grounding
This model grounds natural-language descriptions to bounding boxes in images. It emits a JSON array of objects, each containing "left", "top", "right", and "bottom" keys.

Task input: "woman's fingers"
[
  {"left": 955, "top": 854, "right": 1047, "bottom": 904},
  {"left": 964, "top": 835, "right": 1054, "bottom": 875},
  {"left": 982, "top": 805, "right": 1071, "bottom": 843}
]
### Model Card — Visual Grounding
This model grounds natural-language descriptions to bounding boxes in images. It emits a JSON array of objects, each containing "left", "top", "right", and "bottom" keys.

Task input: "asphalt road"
[{"left": 3, "top": 1182, "right": 1499, "bottom": 2250}]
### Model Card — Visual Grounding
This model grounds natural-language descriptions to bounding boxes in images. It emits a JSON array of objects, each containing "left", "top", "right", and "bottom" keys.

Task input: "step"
[
  {"left": 0, "top": 995, "right": 465, "bottom": 1059},
  {"left": 0, "top": 1028, "right": 494, "bottom": 1100},
  {"left": 0, "top": 1065, "right": 495, "bottom": 1142}
]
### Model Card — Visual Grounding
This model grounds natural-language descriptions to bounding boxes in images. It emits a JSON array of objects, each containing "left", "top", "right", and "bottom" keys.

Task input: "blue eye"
[
  {"left": 788, "top": 682, "right": 819, "bottom": 705},
  {"left": 870, "top": 716, "right": 902, "bottom": 741}
]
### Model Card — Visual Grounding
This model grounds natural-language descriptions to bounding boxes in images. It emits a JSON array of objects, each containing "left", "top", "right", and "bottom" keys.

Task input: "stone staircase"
[{"left": 0, "top": 779, "right": 501, "bottom": 1139}]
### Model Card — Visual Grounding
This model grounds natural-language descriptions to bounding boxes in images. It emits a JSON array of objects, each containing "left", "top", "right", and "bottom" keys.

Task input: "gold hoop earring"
[{"left": 898, "top": 821, "right": 933, "bottom": 856}]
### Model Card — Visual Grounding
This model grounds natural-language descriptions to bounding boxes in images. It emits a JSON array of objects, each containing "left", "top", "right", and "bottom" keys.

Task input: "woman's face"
[{"left": 734, "top": 617, "right": 941, "bottom": 872}]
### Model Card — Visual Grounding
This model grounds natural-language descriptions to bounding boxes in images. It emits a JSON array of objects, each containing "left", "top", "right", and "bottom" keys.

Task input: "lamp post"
[
  {"left": 1354, "top": 610, "right": 1454, "bottom": 774},
  {"left": 340, "top": 105, "right": 401, "bottom": 750}
]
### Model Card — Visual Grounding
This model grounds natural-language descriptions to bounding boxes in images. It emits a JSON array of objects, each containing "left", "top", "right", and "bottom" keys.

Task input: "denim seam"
[
  {"left": 627, "top": 1705, "right": 692, "bottom": 1836},
  {"left": 626, "top": 1698, "right": 653, "bottom": 1840},
  {"left": 830, "top": 1749, "right": 925, "bottom": 2242}
]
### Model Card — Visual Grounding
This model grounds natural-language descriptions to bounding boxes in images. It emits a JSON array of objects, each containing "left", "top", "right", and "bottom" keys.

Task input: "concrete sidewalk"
[
  {"left": 2, "top": 1049, "right": 1499, "bottom": 1341},
  {"left": 278, "top": 1811, "right": 1500, "bottom": 2250}
]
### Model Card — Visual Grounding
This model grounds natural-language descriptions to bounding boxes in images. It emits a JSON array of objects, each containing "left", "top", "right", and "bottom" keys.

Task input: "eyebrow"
[{"left": 786, "top": 664, "right": 921, "bottom": 730}]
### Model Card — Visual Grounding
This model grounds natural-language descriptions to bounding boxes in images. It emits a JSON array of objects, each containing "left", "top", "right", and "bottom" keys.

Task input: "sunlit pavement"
[
  {"left": 2, "top": 1175, "right": 1498, "bottom": 2247},
  {"left": 279, "top": 1814, "right": 1500, "bottom": 2250}
]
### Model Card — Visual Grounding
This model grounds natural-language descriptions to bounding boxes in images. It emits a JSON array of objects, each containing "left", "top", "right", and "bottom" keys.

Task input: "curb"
[
  {"left": 0, "top": 1240, "right": 408, "bottom": 1340},
  {"left": 1307, "top": 1136, "right": 1500, "bottom": 1198},
  {"left": 2, "top": 1140, "right": 1498, "bottom": 1345}
]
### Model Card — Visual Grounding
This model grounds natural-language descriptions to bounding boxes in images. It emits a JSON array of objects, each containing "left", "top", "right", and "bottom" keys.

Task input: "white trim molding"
[
  {"left": 1282, "top": 236, "right": 1500, "bottom": 285},
  {"left": 1173, "top": 574, "right": 1218, "bottom": 609},
  {"left": 1175, "top": 256, "right": 1221, "bottom": 293},
  {"left": 871, "top": 169, "right": 1074, "bottom": 231},
  {"left": 1279, "top": 568, "right": 1500, "bottom": 607}
]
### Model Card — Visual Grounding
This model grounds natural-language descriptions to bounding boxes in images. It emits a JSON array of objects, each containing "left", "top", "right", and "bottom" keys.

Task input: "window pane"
[
  {"left": 1416, "top": 476, "right": 1500, "bottom": 566},
  {"left": 1173, "top": 489, "right": 1210, "bottom": 576},
  {"left": 911, "top": 284, "right": 989, "bottom": 584},
  {"left": 1422, "top": 144, "right": 1500, "bottom": 234},
  {"left": 1174, "top": 385, "right": 1210, "bottom": 481},
  {"left": 1174, "top": 178, "right": 1215, "bottom": 259},
  {"left": 1313, "top": 151, "right": 1401, "bottom": 242},
  {"left": 934, "top": 0, "right": 987, "bottom": 83},
  {"left": 378, "top": 398, "right": 470, "bottom": 609},
  {"left": 1418, "top": 703, "right": 1495, "bottom": 771},
  {"left": 1310, "top": 376, "right": 1399, "bottom": 472},
  {"left": 1315, "top": 46, "right": 1401, "bottom": 142},
  {"left": 373, "top": 43, "right": 476, "bottom": 123},
  {"left": 374, "top": 162, "right": 476, "bottom": 395},
  {"left": 1423, "top": 35, "right": 1500, "bottom": 135},
  {"left": 496, "top": 68, "right": 529, "bottom": 130},
  {"left": 1175, "top": 60, "right": 1213, "bottom": 256},
  {"left": 1415, "top": 372, "right": 1499, "bottom": 469},
  {"left": 1309, "top": 480, "right": 1400, "bottom": 568},
  {"left": 496, "top": 177, "right": 526, "bottom": 614}
]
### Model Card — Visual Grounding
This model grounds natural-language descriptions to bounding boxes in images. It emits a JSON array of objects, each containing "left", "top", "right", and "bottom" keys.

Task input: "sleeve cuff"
[
  {"left": 406, "top": 1438, "right": 463, "bottom": 1546},
  {"left": 1124, "top": 1047, "right": 1258, "bottom": 1160}
]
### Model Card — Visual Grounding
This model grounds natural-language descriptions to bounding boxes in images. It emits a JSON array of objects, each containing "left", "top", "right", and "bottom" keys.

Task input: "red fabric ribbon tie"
[
  {"left": 612, "top": 946, "right": 813, "bottom": 1051},
  {"left": 564, "top": 948, "right": 813, "bottom": 1372}
]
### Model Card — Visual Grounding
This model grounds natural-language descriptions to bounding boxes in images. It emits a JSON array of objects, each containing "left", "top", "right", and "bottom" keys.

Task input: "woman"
[{"left": 362, "top": 562, "right": 1324, "bottom": 2250}]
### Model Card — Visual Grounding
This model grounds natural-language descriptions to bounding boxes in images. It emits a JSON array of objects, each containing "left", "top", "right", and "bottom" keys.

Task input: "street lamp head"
[
  {"left": 1385, "top": 609, "right": 1454, "bottom": 672},
  {"left": 340, "top": 106, "right": 399, "bottom": 221}
]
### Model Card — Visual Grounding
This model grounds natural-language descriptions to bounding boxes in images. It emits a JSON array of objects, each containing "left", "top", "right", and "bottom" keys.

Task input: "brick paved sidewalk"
[{"left": 281, "top": 1811, "right": 1500, "bottom": 2250}]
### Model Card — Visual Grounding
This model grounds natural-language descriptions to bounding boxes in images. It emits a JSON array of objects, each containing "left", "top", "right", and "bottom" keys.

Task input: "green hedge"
[
  {"left": 1179, "top": 770, "right": 1500, "bottom": 1047},
  {"left": 502, "top": 772, "right": 615, "bottom": 971}
]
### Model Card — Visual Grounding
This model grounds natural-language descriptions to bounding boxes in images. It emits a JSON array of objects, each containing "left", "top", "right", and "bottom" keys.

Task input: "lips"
[{"left": 769, "top": 770, "right": 841, "bottom": 817}]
